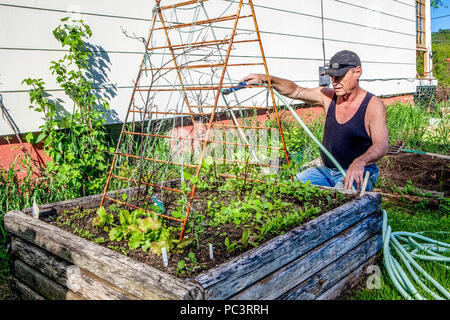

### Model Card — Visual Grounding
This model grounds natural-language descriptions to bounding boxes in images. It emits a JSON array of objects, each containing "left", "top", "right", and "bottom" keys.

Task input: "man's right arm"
[{"left": 240, "top": 73, "right": 330, "bottom": 107}]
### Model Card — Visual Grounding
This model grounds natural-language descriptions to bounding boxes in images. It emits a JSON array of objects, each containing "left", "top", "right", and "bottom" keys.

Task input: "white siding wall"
[{"left": 0, "top": 0, "right": 418, "bottom": 136}]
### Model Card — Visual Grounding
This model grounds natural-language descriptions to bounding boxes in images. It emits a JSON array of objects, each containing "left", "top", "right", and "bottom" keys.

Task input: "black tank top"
[{"left": 321, "top": 92, "right": 374, "bottom": 169}]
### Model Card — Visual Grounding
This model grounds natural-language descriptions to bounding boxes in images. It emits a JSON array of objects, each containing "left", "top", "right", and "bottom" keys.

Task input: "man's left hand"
[{"left": 344, "top": 159, "right": 366, "bottom": 190}]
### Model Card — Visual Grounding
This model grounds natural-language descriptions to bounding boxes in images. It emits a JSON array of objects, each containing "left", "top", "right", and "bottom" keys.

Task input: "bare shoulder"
[
  {"left": 365, "top": 95, "right": 388, "bottom": 144},
  {"left": 320, "top": 87, "right": 335, "bottom": 99},
  {"left": 320, "top": 87, "right": 335, "bottom": 111},
  {"left": 367, "top": 95, "right": 387, "bottom": 119}
]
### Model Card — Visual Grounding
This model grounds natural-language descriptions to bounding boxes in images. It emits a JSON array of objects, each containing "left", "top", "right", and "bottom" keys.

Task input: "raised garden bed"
[{"left": 4, "top": 180, "right": 382, "bottom": 300}]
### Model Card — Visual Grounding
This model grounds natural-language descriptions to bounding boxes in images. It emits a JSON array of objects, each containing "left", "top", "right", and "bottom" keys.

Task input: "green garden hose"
[
  {"left": 382, "top": 209, "right": 450, "bottom": 300},
  {"left": 220, "top": 83, "right": 347, "bottom": 178},
  {"left": 271, "top": 89, "right": 348, "bottom": 179}
]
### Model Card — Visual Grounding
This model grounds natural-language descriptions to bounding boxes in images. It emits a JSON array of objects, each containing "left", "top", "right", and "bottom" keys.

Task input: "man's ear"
[{"left": 353, "top": 66, "right": 362, "bottom": 79}]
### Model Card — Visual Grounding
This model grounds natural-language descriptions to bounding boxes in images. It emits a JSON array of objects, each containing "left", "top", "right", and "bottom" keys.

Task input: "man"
[{"left": 241, "top": 50, "right": 388, "bottom": 191}]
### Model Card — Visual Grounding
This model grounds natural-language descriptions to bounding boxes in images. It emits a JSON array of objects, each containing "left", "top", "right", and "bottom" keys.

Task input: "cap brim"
[{"left": 323, "top": 66, "right": 352, "bottom": 77}]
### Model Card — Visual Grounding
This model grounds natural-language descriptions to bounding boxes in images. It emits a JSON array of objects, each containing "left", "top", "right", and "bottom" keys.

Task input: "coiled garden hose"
[{"left": 382, "top": 209, "right": 450, "bottom": 300}]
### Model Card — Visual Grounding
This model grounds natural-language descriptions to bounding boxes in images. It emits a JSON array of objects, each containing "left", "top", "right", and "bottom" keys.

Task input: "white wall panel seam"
[
  {"left": 333, "top": 0, "right": 416, "bottom": 22},
  {"left": 0, "top": 2, "right": 416, "bottom": 37}
]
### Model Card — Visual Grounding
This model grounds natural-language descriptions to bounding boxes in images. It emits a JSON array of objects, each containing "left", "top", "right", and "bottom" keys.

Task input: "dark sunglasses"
[{"left": 325, "top": 63, "right": 357, "bottom": 69}]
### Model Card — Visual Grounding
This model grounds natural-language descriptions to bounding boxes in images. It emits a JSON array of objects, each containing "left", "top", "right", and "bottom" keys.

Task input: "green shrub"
[{"left": 22, "top": 18, "right": 114, "bottom": 197}]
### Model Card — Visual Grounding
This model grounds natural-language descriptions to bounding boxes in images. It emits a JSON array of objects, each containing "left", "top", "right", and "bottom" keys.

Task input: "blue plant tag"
[{"left": 152, "top": 194, "right": 165, "bottom": 213}]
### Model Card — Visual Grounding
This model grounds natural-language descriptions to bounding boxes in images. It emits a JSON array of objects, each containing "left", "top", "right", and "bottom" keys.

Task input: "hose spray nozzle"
[{"left": 221, "top": 81, "right": 247, "bottom": 95}]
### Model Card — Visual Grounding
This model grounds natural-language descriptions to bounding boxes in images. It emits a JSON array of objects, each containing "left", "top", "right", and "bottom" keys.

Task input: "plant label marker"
[
  {"left": 162, "top": 247, "right": 168, "bottom": 267},
  {"left": 209, "top": 243, "right": 214, "bottom": 260},
  {"left": 360, "top": 171, "right": 370, "bottom": 197},
  {"left": 32, "top": 197, "right": 40, "bottom": 220}
]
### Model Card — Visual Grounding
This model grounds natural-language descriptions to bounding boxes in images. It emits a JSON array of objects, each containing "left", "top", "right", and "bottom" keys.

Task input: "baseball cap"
[{"left": 322, "top": 50, "right": 361, "bottom": 77}]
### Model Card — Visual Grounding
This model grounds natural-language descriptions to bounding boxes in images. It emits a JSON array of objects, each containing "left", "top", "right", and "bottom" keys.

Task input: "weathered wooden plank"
[
  {"left": 279, "top": 233, "right": 382, "bottom": 300},
  {"left": 316, "top": 255, "right": 379, "bottom": 300},
  {"left": 13, "top": 259, "right": 85, "bottom": 300},
  {"left": 4, "top": 210, "right": 204, "bottom": 300},
  {"left": 12, "top": 276, "right": 45, "bottom": 300},
  {"left": 11, "top": 236, "right": 139, "bottom": 300},
  {"left": 230, "top": 213, "right": 382, "bottom": 300},
  {"left": 195, "top": 194, "right": 380, "bottom": 299}
]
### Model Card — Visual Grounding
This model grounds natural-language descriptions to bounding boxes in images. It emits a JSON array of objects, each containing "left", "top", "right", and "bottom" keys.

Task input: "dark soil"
[
  {"left": 44, "top": 183, "right": 355, "bottom": 280},
  {"left": 376, "top": 153, "right": 450, "bottom": 196}
]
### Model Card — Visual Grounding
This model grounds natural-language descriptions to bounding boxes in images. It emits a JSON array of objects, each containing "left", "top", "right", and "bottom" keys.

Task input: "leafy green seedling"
[
  {"left": 224, "top": 237, "right": 241, "bottom": 253},
  {"left": 92, "top": 206, "right": 114, "bottom": 228}
]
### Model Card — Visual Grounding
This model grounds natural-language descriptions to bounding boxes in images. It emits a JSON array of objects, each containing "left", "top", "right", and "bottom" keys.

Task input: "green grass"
[
  {"left": 0, "top": 156, "right": 74, "bottom": 300},
  {"left": 386, "top": 102, "right": 449, "bottom": 155},
  {"left": 348, "top": 199, "right": 449, "bottom": 300},
  {"left": 0, "top": 219, "right": 17, "bottom": 300}
]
